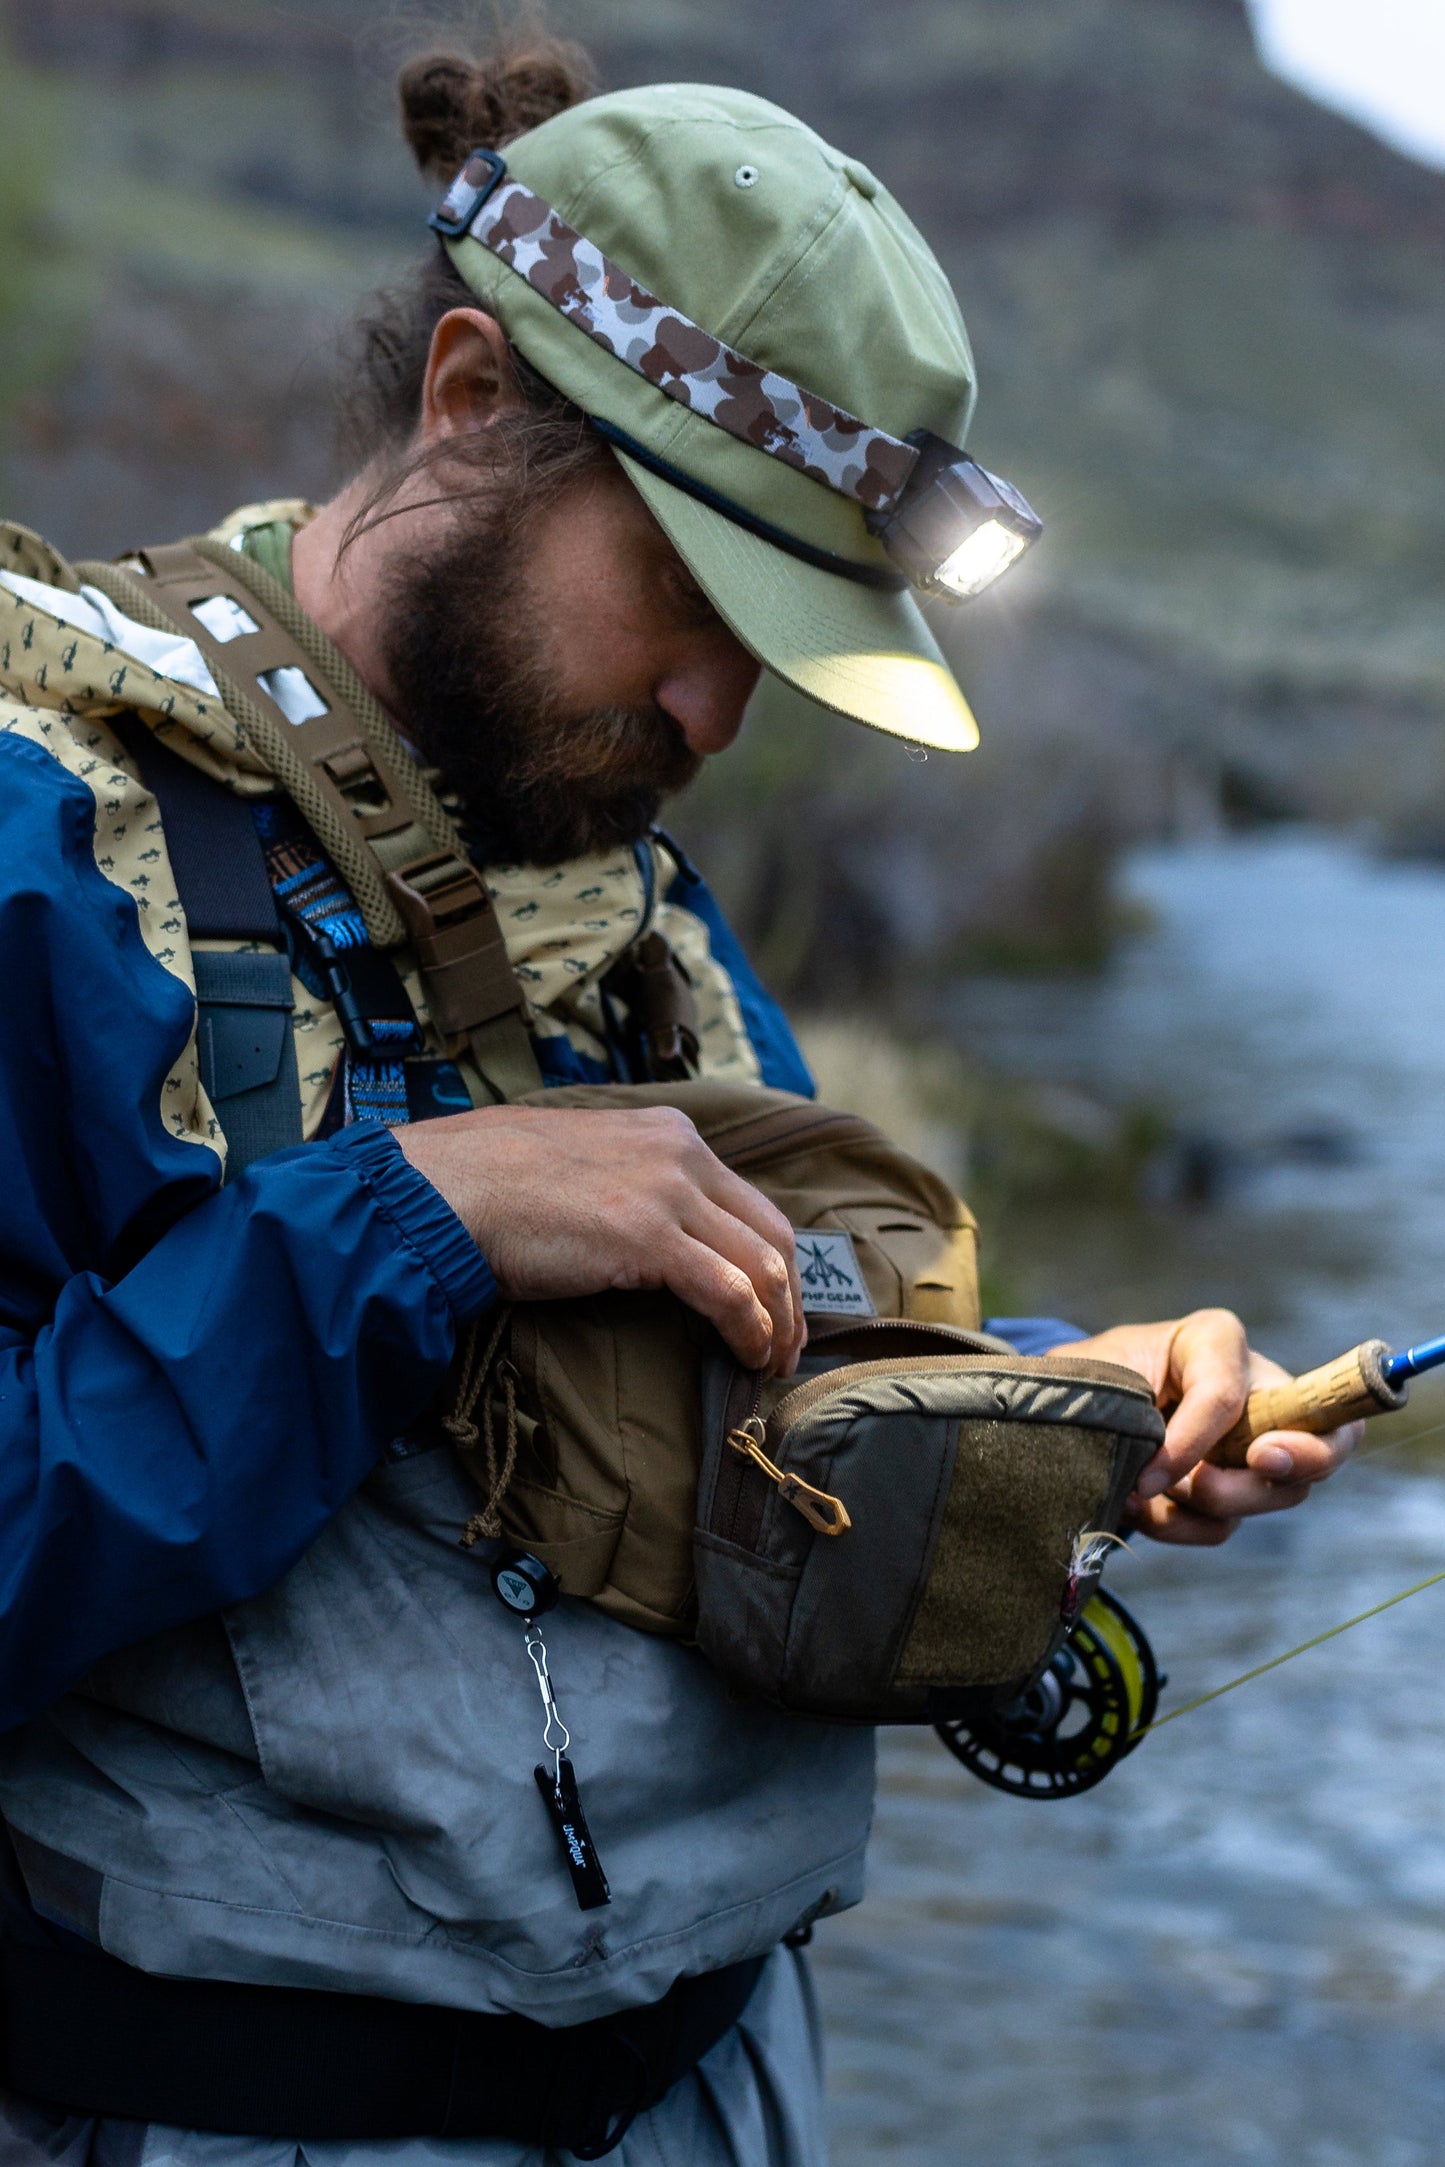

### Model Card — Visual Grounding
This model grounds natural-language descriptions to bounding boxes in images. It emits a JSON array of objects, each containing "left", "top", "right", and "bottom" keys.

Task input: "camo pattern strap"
[{"left": 468, "top": 179, "right": 919, "bottom": 515}]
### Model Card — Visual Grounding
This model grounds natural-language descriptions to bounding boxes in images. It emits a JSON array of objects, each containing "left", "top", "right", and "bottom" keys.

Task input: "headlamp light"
[{"left": 866, "top": 431, "right": 1043, "bottom": 600}]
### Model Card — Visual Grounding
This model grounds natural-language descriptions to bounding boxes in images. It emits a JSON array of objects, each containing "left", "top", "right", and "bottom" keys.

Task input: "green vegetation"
[{"left": 0, "top": 31, "right": 64, "bottom": 494}]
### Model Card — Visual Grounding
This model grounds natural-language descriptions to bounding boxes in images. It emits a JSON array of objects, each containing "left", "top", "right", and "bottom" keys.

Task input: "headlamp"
[
  {"left": 866, "top": 431, "right": 1043, "bottom": 601},
  {"left": 434, "top": 154, "right": 1042, "bottom": 603}
]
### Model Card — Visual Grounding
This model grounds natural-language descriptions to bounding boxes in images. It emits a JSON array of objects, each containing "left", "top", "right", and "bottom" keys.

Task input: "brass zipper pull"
[{"left": 726, "top": 1419, "right": 852, "bottom": 1537}]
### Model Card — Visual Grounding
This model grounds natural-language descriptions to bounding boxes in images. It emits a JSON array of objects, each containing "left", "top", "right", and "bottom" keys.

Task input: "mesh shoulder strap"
[{"left": 78, "top": 540, "right": 540, "bottom": 1103}]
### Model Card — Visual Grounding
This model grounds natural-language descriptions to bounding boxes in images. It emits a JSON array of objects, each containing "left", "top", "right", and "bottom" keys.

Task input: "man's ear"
[{"left": 421, "top": 308, "right": 524, "bottom": 444}]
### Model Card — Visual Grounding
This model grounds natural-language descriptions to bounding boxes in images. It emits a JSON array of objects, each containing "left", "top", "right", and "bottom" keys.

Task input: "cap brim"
[{"left": 614, "top": 453, "right": 979, "bottom": 754}]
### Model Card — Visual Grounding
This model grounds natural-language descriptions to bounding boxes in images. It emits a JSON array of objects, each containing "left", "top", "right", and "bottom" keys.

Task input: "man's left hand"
[{"left": 1050, "top": 1308, "right": 1361, "bottom": 1547}]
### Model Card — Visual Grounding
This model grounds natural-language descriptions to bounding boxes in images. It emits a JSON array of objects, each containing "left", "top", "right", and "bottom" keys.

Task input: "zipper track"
[
  {"left": 712, "top": 1107, "right": 882, "bottom": 1172},
  {"left": 710, "top": 1332, "right": 1152, "bottom": 1551},
  {"left": 711, "top": 1368, "right": 766, "bottom": 1549},
  {"left": 800, "top": 1316, "right": 994, "bottom": 1352},
  {"left": 766, "top": 1351, "right": 1153, "bottom": 1445}
]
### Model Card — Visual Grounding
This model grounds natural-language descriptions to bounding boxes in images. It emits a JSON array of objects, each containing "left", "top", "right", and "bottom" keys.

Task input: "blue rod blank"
[{"left": 1382, "top": 1335, "right": 1445, "bottom": 1386}]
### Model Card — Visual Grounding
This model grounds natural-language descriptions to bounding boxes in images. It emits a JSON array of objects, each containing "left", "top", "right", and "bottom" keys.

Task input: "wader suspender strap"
[
  {"left": 108, "top": 712, "right": 304, "bottom": 1179},
  {"left": 76, "top": 541, "right": 542, "bottom": 1104}
]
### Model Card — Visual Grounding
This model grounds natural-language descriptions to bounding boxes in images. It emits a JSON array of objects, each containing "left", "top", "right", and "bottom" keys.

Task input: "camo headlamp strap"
[{"left": 434, "top": 153, "right": 921, "bottom": 518}]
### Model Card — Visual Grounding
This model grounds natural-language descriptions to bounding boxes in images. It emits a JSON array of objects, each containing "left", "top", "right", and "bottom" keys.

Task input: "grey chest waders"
[{"left": 96, "top": 538, "right": 1167, "bottom": 1805}]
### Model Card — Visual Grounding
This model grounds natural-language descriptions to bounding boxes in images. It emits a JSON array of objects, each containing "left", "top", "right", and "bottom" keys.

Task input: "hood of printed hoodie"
[{"left": 0, "top": 506, "right": 317, "bottom": 794}]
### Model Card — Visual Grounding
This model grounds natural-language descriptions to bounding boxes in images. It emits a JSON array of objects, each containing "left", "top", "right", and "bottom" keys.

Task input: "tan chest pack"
[
  {"left": 458, "top": 1081, "right": 1160, "bottom": 1725},
  {"left": 464, "top": 1081, "right": 981, "bottom": 1631}
]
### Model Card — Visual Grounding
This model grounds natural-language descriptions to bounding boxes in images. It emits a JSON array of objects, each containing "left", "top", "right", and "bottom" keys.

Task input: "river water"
[{"left": 812, "top": 831, "right": 1445, "bottom": 2165}]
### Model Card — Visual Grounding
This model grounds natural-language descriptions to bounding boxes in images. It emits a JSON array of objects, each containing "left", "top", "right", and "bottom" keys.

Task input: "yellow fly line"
[{"left": 1143, "top": 1565, "right": 1445, "bottom": 1735}]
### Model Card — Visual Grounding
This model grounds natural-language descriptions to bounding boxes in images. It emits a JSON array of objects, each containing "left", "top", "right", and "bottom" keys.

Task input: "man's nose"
[{"left": 656, "top": 632, "right": 761, "bottom": 757}]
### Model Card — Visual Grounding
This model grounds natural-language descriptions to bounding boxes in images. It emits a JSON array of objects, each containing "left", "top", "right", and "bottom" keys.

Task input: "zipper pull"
[{"left": 726, "top": 1419, "right": 852, "bottom": 1537}]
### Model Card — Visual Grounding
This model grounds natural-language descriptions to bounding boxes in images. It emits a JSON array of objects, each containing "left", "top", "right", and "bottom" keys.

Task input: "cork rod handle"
[{"left": 1209, "top": 1338, "right": 1407, "bottom": 1468}]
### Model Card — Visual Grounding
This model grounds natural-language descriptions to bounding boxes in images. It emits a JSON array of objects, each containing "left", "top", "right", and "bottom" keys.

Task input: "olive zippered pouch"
[{"left": 695, "top": 1321, "right": 1163, "bottom": 1723}]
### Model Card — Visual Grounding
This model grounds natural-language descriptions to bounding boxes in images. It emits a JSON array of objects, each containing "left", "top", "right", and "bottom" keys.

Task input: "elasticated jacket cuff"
[{"left": 325, "top": 1123, "right": 498, "bottom": 1326}]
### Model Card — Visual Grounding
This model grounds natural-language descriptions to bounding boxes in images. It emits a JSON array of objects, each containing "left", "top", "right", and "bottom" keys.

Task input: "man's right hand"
[{"left": 397, "top": 1105, "right": 806, "bottom": 1376}]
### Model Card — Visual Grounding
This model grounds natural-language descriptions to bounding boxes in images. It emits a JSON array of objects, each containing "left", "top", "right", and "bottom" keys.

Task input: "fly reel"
[{"left": 935, "top": 1588, "right": 1159, "bottom": 1799}]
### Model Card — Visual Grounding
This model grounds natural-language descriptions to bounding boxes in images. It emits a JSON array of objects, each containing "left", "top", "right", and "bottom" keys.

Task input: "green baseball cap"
[{"left": 440, "top": 84, "right": 985, "bottom": 752}]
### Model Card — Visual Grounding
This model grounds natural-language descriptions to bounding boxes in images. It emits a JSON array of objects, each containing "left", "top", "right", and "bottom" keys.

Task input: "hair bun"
[{"left": 399, "top": 37, "right": 595, "bottom": 182}]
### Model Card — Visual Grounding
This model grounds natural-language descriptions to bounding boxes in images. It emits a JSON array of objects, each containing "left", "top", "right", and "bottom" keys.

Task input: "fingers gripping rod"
[{"left": 1209, "top": 1334, "right": 1445, "bottom": 1468}]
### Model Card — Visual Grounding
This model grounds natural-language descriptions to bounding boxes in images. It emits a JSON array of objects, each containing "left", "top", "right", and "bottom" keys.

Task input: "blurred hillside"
[{"left": 2, "top": 0, "right": 1442, "bottom": 999}]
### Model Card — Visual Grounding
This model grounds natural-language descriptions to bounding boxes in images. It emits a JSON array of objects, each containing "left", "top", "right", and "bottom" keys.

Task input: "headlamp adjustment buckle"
[
  {"left": 429, "top": 148, "right": 508, "bottom": 238},
  {"left": 385, "top": 850, "right": 523, "bottom": 1039}
]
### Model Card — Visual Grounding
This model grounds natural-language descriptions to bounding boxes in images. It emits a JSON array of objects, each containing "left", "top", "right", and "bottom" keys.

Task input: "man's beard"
[{"left": 378, "top": 494, "right": 701, "bottom": 866}]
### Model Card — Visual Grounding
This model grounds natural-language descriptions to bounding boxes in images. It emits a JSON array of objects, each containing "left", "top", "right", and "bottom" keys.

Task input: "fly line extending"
[{"left": 1144, "top": 1398, "right": 1445, "bottom": 1737}]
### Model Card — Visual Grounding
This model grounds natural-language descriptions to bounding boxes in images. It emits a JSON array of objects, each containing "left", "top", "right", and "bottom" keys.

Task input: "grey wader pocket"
[{"left": 695, "top": 1322, "right": 1163, "bottom": 1723}]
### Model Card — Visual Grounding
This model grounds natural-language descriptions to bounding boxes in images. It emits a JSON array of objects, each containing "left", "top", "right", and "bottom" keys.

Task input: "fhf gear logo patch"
[{"left": 793, "top": 1228, "right": 877, "bottom": 1318}]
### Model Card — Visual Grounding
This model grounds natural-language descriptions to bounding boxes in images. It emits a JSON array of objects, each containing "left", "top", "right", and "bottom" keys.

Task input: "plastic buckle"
[
  {"left": 429, "top": 148, "right": 508, "bottom": 238},
  {"left": 388, "top": 850, "right": 491, "bottom": 935},
  {"left": 310, "top": 932, "right": 424, "bottom": 1059},
  {"left": 386, "top": 852, "right": 523, "bottom": 1039}
]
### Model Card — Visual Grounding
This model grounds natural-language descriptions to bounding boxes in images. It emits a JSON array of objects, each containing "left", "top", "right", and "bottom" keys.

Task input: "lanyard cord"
[{"left": 1143, "top": 1408, "right": 1445, "bottom": 1736}]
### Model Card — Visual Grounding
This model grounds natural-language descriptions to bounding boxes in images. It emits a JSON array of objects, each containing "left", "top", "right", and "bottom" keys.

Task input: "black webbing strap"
[
  {"left": 0, "top": 1932, "right": 765, "bottom": 2156},
  {"left": 112, "top": 713, "right": 302, "bottom": 1176},
  {"left": 191, "top": 950, "right": 302, "bottom": 1170},
  {"left": 110, "top": 713, "right": 278, "bottom": 942}
]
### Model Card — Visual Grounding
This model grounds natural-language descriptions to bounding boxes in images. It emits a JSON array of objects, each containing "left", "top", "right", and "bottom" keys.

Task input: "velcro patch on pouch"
[{"left": 794, "top": 1228, "right": 877, "bottom": 1318}]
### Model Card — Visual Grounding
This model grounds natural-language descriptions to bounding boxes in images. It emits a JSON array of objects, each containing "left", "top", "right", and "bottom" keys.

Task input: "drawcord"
[{"left": 447, "top": 1307, "right": 519, "bottom": 1546}]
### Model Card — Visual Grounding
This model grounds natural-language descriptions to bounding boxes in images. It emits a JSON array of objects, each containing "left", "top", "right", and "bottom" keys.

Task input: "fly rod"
[{"left": 1209, "top": 1332, "right": 1445, "bottom": 1467}]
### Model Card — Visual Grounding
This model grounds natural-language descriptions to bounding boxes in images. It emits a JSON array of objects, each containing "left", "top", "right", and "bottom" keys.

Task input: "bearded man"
[{"left": 0, "top": 33, "right": 1355, "bottom": 2167}]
